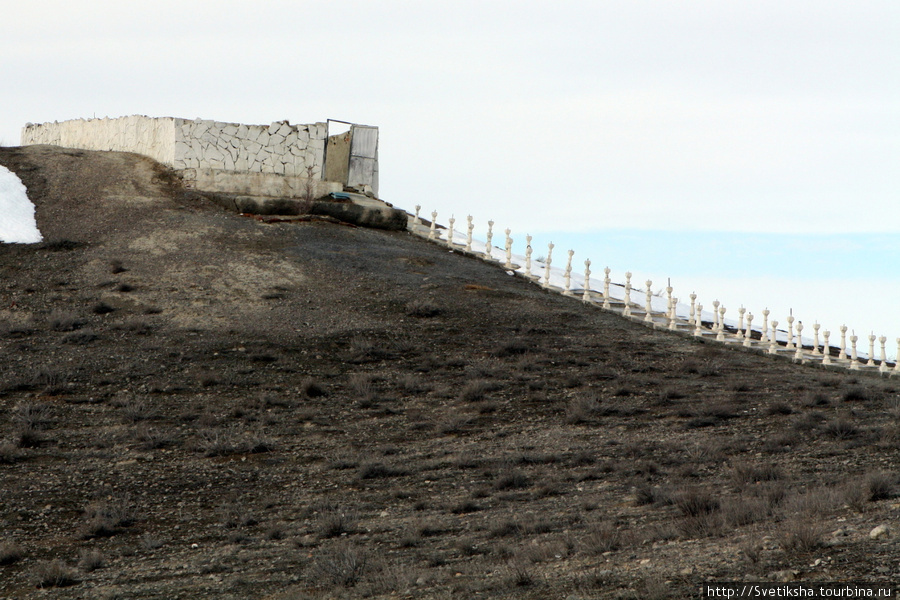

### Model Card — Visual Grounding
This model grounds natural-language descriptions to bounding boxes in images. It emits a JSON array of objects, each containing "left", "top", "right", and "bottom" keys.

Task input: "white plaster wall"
[{"left": 21, "top": 116, "right": 176, "bottom": 165}]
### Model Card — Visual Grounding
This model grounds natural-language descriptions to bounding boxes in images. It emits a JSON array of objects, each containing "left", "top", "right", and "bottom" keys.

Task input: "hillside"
[{"left": 1, "top": 145, "right": 899, "bottom": 599}]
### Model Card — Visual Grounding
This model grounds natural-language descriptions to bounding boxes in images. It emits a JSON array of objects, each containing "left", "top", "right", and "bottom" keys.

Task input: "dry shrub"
[
  {"left": 318, "top": 507, "right": 359, "bottom": 539},
  {"left": 78, "top": 498, "right": 134, "bottom": 539},
  {"left": 779, "top": 520, "right": 825, "bottom": 553},
  {"left": 731, "top": 461, "right": 783, "bottom": 486},
  {"left": 405, "top": 299, "right": 441, "bottom": 318},
  {"left": 565, "top": 393, "right": 601, "bottom": 424},
  {"left": 674, "top": 488, "right": 720, "bottom": 517},
  {"left": 78, "top": 549, "right": 106, "bottom": 572},
  {"left": 458, "top": 380, "right": 490, "bottom": 403},
  {"left": 314, "top": 542, "right": 368, "bottom": 587},
  {"left": 33, "top": 559, "right": 79, "bottom": 588},
  {"left": 582, "top": 521, "right": 625, "bottom": 554},
  {"left": 0, "top": 541, "right": 24, "bottom": 565}
]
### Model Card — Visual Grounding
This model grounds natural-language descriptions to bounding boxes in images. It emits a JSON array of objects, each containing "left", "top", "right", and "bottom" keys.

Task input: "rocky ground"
[{"left": 0, "top": 145, "right": 899, "bottom": 599}]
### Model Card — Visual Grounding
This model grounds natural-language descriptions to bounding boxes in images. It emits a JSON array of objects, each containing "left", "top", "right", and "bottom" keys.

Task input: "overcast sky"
[
  {"left": 3, "top": 1, "right": 898, "bottom": 342},
  {"left": 2, "top": 1, "right": 896, "bottom": 234}
]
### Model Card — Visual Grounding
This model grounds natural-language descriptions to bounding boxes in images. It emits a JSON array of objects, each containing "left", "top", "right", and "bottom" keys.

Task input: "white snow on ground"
[{"left": 0, "top": 165, "right": 42, "bottom": 244}]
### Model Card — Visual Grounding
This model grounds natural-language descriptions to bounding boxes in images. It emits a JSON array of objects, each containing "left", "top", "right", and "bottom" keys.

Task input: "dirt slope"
[{"left": 1, "top": 146, "right": 899, "bottom": 599}]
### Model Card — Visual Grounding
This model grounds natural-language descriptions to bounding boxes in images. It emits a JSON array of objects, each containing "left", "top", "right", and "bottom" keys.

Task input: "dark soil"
[{"left": 1, "top": 145, "right": 899, "bottom": 599}]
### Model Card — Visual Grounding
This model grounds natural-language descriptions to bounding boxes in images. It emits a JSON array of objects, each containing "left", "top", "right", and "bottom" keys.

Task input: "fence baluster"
[
  {"left": 694, "top": 304, "right": 704, "bottom": 336},
  {"left": 794, "top": 322, "right": 804, "bottom": 361},
  {"left": 601, "top": 268, "right": 610, "bottom": 308},
  {"left": 689, "top": 293, "right": 697, "bottom": 326},
  {"left": 428, "top": 211, "right": 437, "bottom": 240},
  {"left": 623, "top": 272, "right": 633, "bottom": 316},
  {"left": 524, "top": 235, "right": 533, "bottom": 277},
  {"left": 563, "top": 250, "right": 574, "bottom": 295},
  {"left": 644, "top": 281, "right": 654, "bottom": 322},
  {"left": 542, "top": 243, "right": 554, "bottom": 289},
  {"left": 743, "top": 313, "right": 753, "bottom": 347},
  {"left": 867, "top": 334, "right": 876, "bottom": 366},
  {"left": 768, "top": 321, "right": 779, "bottom": 354},
  {"left": 582, "top": 260, "right": 592, "bottom": 303},
  {"left": 786, "top": 312, "right": 795, "bottom": 350},
  {"left": 446, "top": 217, "right": 455, "bottom": 247}
]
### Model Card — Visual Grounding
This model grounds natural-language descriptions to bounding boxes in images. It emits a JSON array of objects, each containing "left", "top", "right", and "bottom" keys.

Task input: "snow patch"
[{"left": 0, "top": 165, "right": 42, "bottom": 243}]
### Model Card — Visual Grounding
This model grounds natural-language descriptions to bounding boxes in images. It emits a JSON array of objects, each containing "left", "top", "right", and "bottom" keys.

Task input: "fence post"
[
  {"left": 822, "top": 330, "right": 832, "bottom": 365},
  {"left": 446, "top": 216, "right": 455, "bottom": 248},
  {"left": 794, "top": 322, "right": 804, "bottom": 361},
  {"left": 895, "top": 338, "right": 900, "bottom": 374},
  {"left": 413, "top": 205, "right": 421, "bottom": 226},
  {"left": 428, "top": 211, "right": 437, "bottom": 240},
  {"left": 665, "top": 281, "right": 673, "bottom": 325},
  {"left": 768, "top": 321, "right": 779, "bottom": 354},
  {"left": 761, "top": 309, "right": 770, "bottom": 343},
  {"left": 694, "top": 304, "right": 704, "bottom": 336},
  {"left": 504, "top": 229, "right": 513, "bottom": 269},
  {"left": 603, "top": 267, "right": 611, "bottom": 309},
  {"left": 644, "top": 280, "right": 654, "bottom": 322},
  {"left": 879, "top": 336, "right": 888, "bottom": 374},
  {"left": 867, "top": 333, "right": 877, "bottom": 366},
  {"left": 623, "top": 272, "right": 633, "bottom": 316},
  {"left": 850, "top": 333, "right": 859, "bottom": 370},
  {"left": 563, "top": 250, "right": 574, "bottom": 295},
  {"left": 524, "top": 235, "right": 533, "bottom": 277},
  {"left": 542, "top": 243, "right": 554, "bottom": 289},
  {"left": 689, "top": 293, "right": 697, "bottom": 326},
  {"left": 465, "top": 215, "right": 474, "bottom": 252},
  {"left": 716, "top": 306, "right": 727, "bottom": 341},
  {"left": 812, "top": 323, "right": 821, "bottom": 355},
  {"left": 839, "top": 325, "right": 848, "bottom": 360},
  {"left": 669, "top": 298, "right": 679, "bottom": 330},
  {"left": 743, "top": 313, "right": 754, "bottom": 347},
  {"left": 582, "top": 260, "right": 592, "bottom": 303},
  {"left": 484, "top": 220, "right": 494, "bottom": 259},
  {"left": 786, "top": 313, "right": 795, "bottom": 350},
  {"left": 737, "top": 307, "right": 746, "bottom": 339}
]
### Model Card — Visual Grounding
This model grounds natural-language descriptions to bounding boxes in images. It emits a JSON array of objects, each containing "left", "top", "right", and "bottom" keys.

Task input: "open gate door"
[{"left": 347, "top": 124, "right": 378, "bottom": 197}]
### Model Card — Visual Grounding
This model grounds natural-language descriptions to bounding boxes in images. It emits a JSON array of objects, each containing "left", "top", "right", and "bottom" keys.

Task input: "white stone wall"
[
  {"left": 21, "top": 116, "right": 328, "bottom": 180},
  {"left": 173, "top": 119, "right": 326, "bottom": 179},
  {"left": 21, "top": 116, "right": 177, "bottom": 165}
]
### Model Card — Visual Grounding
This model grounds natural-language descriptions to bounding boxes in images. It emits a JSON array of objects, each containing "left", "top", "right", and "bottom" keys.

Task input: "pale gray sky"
[{"left": 2, "top": 1, "right": 897, "bottom": 233}]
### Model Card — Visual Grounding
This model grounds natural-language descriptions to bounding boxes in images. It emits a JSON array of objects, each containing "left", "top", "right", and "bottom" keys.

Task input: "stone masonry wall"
[{"left": 172, "top": 119, "right": 326, "bottom": 179}]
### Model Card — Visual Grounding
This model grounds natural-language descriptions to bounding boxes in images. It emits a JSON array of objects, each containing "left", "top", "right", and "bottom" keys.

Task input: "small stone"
[
  {"left": 770, "top": 569, "right": 797, "bottom": 582},
  {"left": 870, "top": 525, "right": 890, "bottom": 539},
  {"left": 639, "top": 558, "right": 651, "bottom": 566},
  {"left": 679, "top": 566, "right": 694, "bottom": 576}
]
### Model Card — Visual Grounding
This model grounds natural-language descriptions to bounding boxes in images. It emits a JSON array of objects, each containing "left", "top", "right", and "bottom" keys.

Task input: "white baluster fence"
[{"left": 407, "top": 211, "right": 898, "bottom": 377}]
